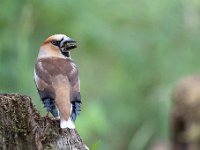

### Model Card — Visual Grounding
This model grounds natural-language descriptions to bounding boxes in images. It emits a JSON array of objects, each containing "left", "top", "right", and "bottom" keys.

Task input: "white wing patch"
[{"left": 34, "top": 69, "right": 39, "bottom": 88}]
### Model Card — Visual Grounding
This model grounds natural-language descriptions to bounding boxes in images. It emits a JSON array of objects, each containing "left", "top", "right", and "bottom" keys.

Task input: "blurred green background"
[{"left": 1, "top": 0, "right": 200, "bottom": 149}]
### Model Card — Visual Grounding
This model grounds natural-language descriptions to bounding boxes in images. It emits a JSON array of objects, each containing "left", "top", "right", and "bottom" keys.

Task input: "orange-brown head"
[{"left": 38, "top": 34, "right": 77, "bottom": 59}]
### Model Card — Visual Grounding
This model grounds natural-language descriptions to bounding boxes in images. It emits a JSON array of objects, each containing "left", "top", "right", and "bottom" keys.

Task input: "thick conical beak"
[{"left": 60, "top": 37, "right": 77, "bottom": 51}]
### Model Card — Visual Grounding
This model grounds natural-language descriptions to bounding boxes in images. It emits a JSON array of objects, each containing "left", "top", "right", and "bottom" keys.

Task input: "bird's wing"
[
  {"left": 34, "top": 58, "right": 59, "bottom": 117},
  {"left": 67, "top": 61, "right": 81, "bottom": 122},
  {"left": 34, "top": 57, "right": 81, "bottom": 121}
]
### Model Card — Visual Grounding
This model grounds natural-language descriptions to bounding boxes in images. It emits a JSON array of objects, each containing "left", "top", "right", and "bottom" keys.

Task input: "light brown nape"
[
  {"left": 38, "top": 44, "right": 65, "bottom": 59},
  {"left": 38, "top": 34, "right": 68, "bottom": 59}
]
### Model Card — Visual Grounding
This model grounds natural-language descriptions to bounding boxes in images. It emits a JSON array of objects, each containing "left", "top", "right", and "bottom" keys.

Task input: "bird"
[{"left": 34, "top": 34, "right": 81, "bottom": 129}]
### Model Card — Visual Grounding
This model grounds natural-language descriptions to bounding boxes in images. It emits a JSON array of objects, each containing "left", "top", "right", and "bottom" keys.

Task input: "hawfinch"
[{"left": 34, "top": 34, "right": 81, "bottom": 129}]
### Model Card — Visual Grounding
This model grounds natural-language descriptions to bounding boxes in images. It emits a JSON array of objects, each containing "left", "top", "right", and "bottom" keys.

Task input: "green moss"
[
  {"left": 0, "top": 94, "right": 29, "bottom": 134},
  {"left": 0, "top": 94, "right": 86, "bottom": 150}
]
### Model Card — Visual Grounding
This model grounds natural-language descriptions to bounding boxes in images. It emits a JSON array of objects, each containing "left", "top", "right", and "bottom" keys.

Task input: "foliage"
[{"left": 1, "top": 0, "right": 200, "bottom": 149}]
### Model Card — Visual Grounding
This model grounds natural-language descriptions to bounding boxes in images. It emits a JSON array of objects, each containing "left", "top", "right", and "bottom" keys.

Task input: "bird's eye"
[{"left": 51, "top": 40, "right": 59, "bottom": 46}]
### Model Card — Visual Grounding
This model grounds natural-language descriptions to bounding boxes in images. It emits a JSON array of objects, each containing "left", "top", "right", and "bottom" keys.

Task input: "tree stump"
[
  {"left": 0, "top": 94, "right": 88, "bottom": 150},
  {"left": 172, "top": 75, "right": 200, "bottom": 150}
]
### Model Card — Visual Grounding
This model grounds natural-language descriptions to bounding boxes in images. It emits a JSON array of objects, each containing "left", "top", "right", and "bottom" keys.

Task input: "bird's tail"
[
  {"left": 54, "top": 77, "right": 75, "bottom": 129},
  {"left": 60, "top": 104, "right": 75, "bottom": 129},
  {"left": 60, "top": 116, "right": 75, "bottom": 129}
]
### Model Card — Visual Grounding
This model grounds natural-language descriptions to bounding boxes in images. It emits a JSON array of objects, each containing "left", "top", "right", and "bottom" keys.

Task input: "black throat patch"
[{"left": 62, "top": 51, "right": 70, "bottom": 57}]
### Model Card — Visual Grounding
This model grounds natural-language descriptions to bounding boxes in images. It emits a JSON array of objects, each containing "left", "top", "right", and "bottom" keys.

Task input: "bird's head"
[{"left": 39, "top": 34, "right": 77, "bottom": 58}]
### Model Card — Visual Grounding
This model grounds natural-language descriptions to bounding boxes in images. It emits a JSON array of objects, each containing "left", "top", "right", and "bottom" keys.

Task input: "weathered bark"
[
  {"left": 172, "top": 75, "right": 200, "bottom": 150},
  {"left": 0, "top": 94, "right": 88, "bottom": 150}
]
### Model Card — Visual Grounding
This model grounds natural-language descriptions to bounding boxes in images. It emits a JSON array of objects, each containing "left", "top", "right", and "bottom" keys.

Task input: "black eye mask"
[{"left": 51, "top": 40, "right": 60, "bottom": 46}]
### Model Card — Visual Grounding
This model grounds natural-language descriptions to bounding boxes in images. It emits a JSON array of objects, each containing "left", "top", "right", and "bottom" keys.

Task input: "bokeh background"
[{"left": 1, "top": 0, "right": 200, "bottom": 149}]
